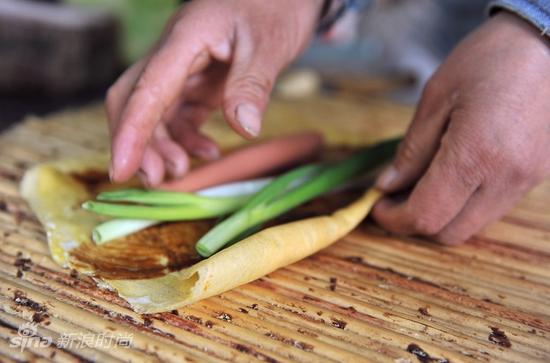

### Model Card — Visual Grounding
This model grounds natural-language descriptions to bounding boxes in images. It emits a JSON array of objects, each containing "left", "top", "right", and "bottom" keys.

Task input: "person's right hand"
[{"left": 106, "top": 0, "right": 324, "bottom": 186}]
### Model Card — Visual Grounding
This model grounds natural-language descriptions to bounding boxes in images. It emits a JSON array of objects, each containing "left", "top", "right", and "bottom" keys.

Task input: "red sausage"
[{"left": 158, "top": 132, "right": 324, "bottom": 192}]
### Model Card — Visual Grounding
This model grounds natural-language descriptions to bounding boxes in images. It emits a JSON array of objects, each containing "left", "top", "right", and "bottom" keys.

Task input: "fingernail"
[
  {"left": 195, "top": 146, "right": 220, "bottom": 160},
  {"left": 212, "top": 40, "right": 231, "bottom": 60},
  {"left": 166, "top": 161, "right": 180, "bottom": 178},
  {"left": 109, "top": 163, "right": 115, "bottom": 182},
  {"left": 236, "top": 103, "right": 261, "bottom": 137},
  {"left": 376, "top": 165, "right": 398, "bottom": 190},
  {"left": 137, "top": 170, "right": 150, "bottom": 188}
]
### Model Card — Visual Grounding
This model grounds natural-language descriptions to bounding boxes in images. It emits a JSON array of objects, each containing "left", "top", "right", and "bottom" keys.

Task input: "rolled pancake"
[
  {"left": 20, "top": 155, "right": 113, "bottom": 267},
  {"left": 21, "top": 155, "right": 381, "bottom": 313}
]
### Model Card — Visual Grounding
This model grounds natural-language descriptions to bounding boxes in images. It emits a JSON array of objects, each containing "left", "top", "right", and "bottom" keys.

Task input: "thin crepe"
[{"left": 21, "top": 156, "right": 381, "bottom": 313}]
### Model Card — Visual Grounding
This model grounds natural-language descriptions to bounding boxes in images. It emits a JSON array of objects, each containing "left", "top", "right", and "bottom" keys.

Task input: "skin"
[
  {"left": 372, "top": 12, "right": 550, "bottom": 244},
  {"left": 107, "top": 0, "right": 550, "bottom": 245},
  {"left": 106, "top": 0, "right": 324, "bottom": 186}
]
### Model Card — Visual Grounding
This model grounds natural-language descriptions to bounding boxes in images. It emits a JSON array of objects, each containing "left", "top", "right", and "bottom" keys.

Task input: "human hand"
[
  {"left": 373, "top": 12, "right": 550, "bottom": 244},
  {"left": 106, "top": 0, "right": 323, "bottom": 186}
]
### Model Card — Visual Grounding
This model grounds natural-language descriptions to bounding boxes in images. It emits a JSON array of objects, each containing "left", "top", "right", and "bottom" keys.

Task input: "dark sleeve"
[{"left": 317, "top": 0, "right": 370, "bottom": 33}]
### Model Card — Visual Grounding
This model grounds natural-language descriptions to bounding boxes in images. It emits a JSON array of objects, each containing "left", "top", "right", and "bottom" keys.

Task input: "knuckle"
[
  {"left": 123, "top": 119, "right": 145, "bottom": 138},
  {"left": 466, "top": 130, "right": 535, "bottom": 183},
  {"left": 133, "top": 78, "right": 168, "bottom": 110},
  {"left": 502, "top": 150, "right": 534, "bottom": 182},
  {"left": 234, "top": 73, "right": 273, "bottom": 98},
  {"left": 442, "top": 136, "right": 485, "bottom": 188},
  {"left": 422, "top": 76, "right": 444, "bottom": 99},
  {"left": 451, "top": 155, "right": 483, "bottom": 190},
  {"left": 435, "top": 230, "right": 468, "bottom": 246},
  {"left": 510, "top": 162, "right": 534, "bottom": 182},
  {"left": 134, "top": 75, "right": 153, "bottom": 94},
  {"left": 395, "top": 138, "right": 422, "bottom": 166},
  {"left": 479, "top": 142, "right": 534, "bottom": 184},
  {"left": 411, "top": 214, "right": 444, "bottom": 236}
]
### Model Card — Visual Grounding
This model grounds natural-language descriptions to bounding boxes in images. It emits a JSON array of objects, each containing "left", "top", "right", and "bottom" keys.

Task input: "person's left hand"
[{"left": 372, "top": 12, "right": 550, "bottom": 245}]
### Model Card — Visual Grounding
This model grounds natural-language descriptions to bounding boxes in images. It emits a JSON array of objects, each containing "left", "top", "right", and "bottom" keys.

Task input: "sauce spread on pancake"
[
  {"left": 69, "top": 220, "right": 212, "bottom": 280},
  {"left": 66, "top": 147, "right": 364, "bottom": 281},
  {"left": 65, "top": 170, "right": 210, "bottom": 280}
]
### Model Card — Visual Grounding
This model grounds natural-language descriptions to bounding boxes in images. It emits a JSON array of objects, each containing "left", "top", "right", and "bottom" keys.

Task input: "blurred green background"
[
  {"left": 66, "top": 0, "right": 178, "bottom": 63},
  {"left": 0, "top": 0, "right": 180, "bottom": 130}
]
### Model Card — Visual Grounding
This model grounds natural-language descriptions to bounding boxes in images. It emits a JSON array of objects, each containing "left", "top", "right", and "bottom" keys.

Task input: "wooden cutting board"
[{"left": 0, "top": 96, "right": 549, "bottom": 362}]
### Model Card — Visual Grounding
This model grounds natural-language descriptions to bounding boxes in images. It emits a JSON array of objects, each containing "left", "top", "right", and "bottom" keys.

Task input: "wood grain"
[{"left": 0, "top": 96, "right": 548, "bottom": 362}]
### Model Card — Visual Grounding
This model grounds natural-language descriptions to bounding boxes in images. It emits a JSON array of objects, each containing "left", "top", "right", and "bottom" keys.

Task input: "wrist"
[
  {"left": 487, "top": 0, "right": 550, "bottom": 39},
  {"left": 492, "top": 11, "right": 550, "bottom": 53}
]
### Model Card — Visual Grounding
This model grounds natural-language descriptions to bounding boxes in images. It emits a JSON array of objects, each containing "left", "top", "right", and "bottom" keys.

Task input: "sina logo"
[
  {"left": 18, "top": 322, "right": 38, "bottom": 337},
  {"left": 10, "top": 322, "right": 52, "bottom": 352}
]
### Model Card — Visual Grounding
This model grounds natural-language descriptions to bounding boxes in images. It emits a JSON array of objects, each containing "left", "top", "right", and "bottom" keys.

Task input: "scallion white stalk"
[
  {"left": 88, "top": 177, "right": 277, "bottom": 244},
  {"left": 92, "top": 219, "right": 158, "bottom": 244},
  {"left": 197, "top": 177, "right": 273, "bottom": 197}
]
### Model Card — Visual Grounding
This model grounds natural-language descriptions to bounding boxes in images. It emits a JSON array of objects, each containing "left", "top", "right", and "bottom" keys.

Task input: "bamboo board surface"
[{"left": 0, "top": 96, "right": 549, "bottom": 362}]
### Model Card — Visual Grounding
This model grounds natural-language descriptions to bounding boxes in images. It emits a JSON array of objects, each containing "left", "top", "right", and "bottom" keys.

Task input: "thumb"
[{"left": 223, "top": 50, "right": 284, "bottom": 139}]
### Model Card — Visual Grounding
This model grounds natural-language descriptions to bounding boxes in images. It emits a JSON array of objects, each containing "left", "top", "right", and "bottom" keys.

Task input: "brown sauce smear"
[
  {"left": 67, "top": 149, "right": 364, "bottom": 281},
  {"left": 68, "top": 169, "right": 212, "bottom": 280},
  {"left": 70, "top": 170, "right": 111, "bottom": 195},
  {"left": 70, "top": 221, "right": 212, "bottom": 280},
  {"left": 69, "top": 189, "right": 360, "bottom": 281}
]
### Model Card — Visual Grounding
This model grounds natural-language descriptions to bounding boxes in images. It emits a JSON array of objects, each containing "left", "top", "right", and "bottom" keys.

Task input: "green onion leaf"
[
  {"left": 82, "top": 198, "right": 243, "bottom": 221},
  {"left": 195, "top": 138, "right": 399, "bottom": 257},
  {"left": 97, "top": 188, "right": 247, "bottom": 207},
  {"left": 86, "top": 178, "right": 278, "bottom": 245}
]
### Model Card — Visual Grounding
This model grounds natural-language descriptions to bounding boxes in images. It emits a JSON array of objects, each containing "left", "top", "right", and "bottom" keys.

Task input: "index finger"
[{"left": 110, "top": 27, "right": 209, "bottom": 183}]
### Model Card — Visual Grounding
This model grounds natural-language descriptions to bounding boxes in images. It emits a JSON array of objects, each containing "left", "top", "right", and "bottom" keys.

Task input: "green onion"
[
  {"left": 195, "top": 138, "right": 399, "bottom": 257},
  {"left": 92, "top": 219, "right": 158, "bottom": 244},
  {"left": 194, "top": 164, "right": 322, "bottom": 257},
  {"left": 84, "top": 138, "right": 399, "bottom": 251},
  {"left": 96, "top": 189, "right": 248, "bottom": 207},
  {"left": 82, "top": 196, "right": 246, "bottom": 221},
  {"left": 84, "top": 172, "right": 316, "bottom": 244},
  {"left": 235, "top": 164, "right": 323, "bottom": 210},
  {"left": 88, "top": 178, "right": 277, "bottom": 244},
  {"left": 197, "top": 178, "right": 273, "bottom": 197}
]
